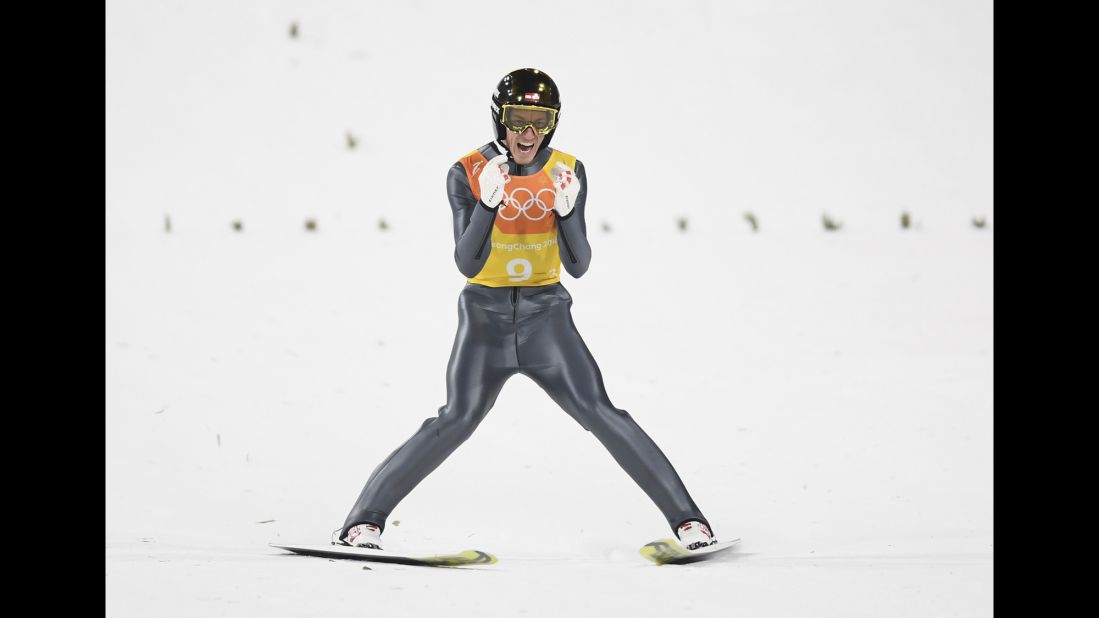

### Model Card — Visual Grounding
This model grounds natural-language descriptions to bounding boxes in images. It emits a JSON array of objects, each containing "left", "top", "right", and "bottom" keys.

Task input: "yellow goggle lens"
[{"left": 501, "top": 105, "right": 557, "bottom": 134}]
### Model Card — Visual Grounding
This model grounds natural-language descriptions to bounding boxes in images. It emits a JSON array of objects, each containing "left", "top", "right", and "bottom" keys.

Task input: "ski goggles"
[{"left": 500, "top": 104, "right": 558, "bottom": 134}]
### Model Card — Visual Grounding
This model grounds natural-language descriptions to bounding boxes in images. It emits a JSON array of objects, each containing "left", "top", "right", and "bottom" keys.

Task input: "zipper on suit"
[{"left": 511, "top": 286, "right": 520, "bottom": 364}]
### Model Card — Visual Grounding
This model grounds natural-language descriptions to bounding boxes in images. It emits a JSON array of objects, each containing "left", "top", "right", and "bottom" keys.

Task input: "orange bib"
[{"left": 458, "top": 149, "right": 578, "bottom": 287}]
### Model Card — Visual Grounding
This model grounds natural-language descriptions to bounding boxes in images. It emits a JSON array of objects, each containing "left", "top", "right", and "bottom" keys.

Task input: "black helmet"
[{"left": 490, "top": 68, "right": 562, "bottom": 153}]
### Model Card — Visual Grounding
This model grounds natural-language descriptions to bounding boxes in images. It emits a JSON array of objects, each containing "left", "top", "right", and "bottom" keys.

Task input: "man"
[{"left": 334, "top": 68, "right": 716, "bottom": 551}]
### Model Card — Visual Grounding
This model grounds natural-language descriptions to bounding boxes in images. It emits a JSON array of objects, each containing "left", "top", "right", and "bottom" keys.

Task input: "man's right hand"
[{"left": 478, "top": 153, "right": 510, "bottom": 208}]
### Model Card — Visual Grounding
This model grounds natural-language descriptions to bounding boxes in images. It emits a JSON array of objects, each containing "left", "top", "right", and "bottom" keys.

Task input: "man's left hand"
[{"left": 551, "top": 162, "right": 580, "bottom": 218}]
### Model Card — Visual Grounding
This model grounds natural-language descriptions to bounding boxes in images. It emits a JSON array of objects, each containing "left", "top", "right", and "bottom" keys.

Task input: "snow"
[{"left": 106, "top": 1, "right": 993, "bottom": 616}]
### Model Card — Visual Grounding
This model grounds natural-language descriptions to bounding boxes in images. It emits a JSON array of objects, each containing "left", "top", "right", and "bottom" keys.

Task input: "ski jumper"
[{"left": 341, "top": 143, "right": 710, "bottom": 537}]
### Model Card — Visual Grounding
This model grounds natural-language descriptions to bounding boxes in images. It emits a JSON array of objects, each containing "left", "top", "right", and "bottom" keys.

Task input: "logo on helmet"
[{"left": 523, "top": 93, "right": 540, "bottom": 102}]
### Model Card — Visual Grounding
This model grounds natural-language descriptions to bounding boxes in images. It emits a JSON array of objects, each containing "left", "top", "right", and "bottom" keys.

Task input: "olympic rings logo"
[{"left": 499, "top": 187, "right": 556, "bottom": 222}]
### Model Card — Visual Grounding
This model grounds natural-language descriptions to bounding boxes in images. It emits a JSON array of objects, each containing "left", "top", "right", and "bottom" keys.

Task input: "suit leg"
[
  {"left": 519, "top": 286, "right": 710, "bottom": 533},
  {"left": 342, "top": 288, "right": 517, "bottom": 536}
]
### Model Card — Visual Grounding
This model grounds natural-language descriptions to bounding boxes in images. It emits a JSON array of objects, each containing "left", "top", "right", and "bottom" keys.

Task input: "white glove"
[
  {"left": 551, "top": 162, "right": 580, "bottom": 218},
  {"left": 478, "top": 153, "right": 510, "bottom": 208}
]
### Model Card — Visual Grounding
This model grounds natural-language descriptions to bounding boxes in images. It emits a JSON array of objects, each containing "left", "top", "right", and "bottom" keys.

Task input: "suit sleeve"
[
  {"left": 555, "top": 159, "right": 592, "bottom": 278},
  {"left": 448, "top": 162, "right": 497, "bottom": 278}
]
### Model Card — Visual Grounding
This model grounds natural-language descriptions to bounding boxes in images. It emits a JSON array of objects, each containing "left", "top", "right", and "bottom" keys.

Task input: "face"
[{"left": 503, "top": 110, "right": 548, "bottom": 165}]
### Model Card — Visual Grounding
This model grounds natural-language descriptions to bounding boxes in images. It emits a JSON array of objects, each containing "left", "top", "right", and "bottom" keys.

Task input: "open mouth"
[{"left": 517, "top": 141, "right": 534, "bottom": 154}]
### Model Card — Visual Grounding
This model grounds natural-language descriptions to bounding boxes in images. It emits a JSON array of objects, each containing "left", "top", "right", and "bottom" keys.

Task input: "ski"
[
  {"left": 270, "top": 543, "right": 497, "bottom": 568},
  {"left": 639, "top": 538, "right": 741, "bottom": 565}
]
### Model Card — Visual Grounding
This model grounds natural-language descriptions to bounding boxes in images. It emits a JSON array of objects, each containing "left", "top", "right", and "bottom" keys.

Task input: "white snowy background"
[{"left": 105, "top": 0, "right": 993, "bottom": 616}]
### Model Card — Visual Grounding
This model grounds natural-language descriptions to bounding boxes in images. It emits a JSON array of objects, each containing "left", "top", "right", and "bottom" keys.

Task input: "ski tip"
[
  {"left": 454, "top": 550, "right": 498, "bottom": 564},
  {"left": 418, "top": 550, "right": 498, "bottom": 566}
]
